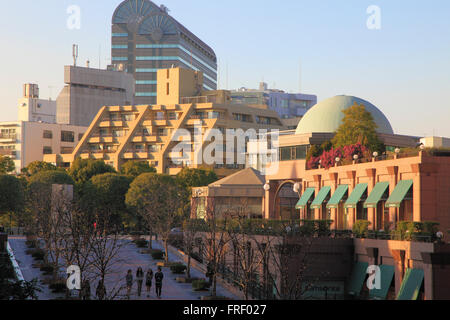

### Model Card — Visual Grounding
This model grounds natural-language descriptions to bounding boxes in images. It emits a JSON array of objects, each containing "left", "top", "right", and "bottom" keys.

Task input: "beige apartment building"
[
  {"left": 0, "top": 121, "right": 86, "bottom": 173},
  {"left": 0, "top": 84, "right": 87, "bottom": 173},
  {"left": 45, "top": 67, "right": 287, "bottom": 176}
]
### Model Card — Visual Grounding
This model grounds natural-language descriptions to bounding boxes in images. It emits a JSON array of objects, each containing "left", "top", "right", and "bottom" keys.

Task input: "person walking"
[
  {"left": 145, "top": 268, "right": 153, "bottom": 298},
  {"left": 154, "top": 267, "right": 164, "bottom": 299},
  {"left": 81, "top": 279, "right": 91, "bottom": 300},
  {"left": 126, "top": 269, "right": 133, "bottom": 299},
  {"left": 136, "top": 267, "right": 144, "bottom": 297},
  {"left": 95, "top": 280, "right": 106, "bottom": 300}
]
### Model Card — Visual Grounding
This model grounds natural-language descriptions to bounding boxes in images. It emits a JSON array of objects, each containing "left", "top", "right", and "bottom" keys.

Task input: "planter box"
[
  {"left": 156, "top": 261, "right": 177, "bottom": 267},
  {"left": 176, "top": 277, "right": 203, "bottom": 284}
]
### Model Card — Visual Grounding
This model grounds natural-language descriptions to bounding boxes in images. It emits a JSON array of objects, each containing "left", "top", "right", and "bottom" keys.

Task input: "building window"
[
  {"left": 158, "top": 128, "right": 168, "bottom": 136},
  {"left": 280, "top": 145, "right": 308, "bottom": 161},
  {"left": 43, "top": 130, "right": 53, "bottom": 139},
  {"left": 135, "top": 92, "right": 157, "bottom": 97},
  {"left": 167, "top": 69, "right": 170, "bottom": 79},
  {"left": 43, "top": 146, "right": 52, "bottom": 154},
  {"left": 60, "top": 147, "right": 73, "bottom": 154},
  {"left": 135, "top": 144, "right": 144, "bottom": 152},
  {"left": 61, "top": 131, "right": 74, "bottom": 142},
  {"left": 156, "top": 112, "right": 165, "bottom": 120},
  {"left": 166, "top": 83, "right": 170, "bottom": 95},
  {"left": 78, "top": 133, "right": 84, "bottom": 141}
]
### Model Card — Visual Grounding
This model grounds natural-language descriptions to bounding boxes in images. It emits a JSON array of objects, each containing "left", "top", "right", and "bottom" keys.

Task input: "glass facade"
[{"left": 280, "top": 145, "right": 308, "bottom": 161}]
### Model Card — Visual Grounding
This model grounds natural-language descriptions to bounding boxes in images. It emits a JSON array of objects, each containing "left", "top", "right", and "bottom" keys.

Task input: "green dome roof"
[{"left": 295, "top": 95, "right": 394, "bottom": 135}]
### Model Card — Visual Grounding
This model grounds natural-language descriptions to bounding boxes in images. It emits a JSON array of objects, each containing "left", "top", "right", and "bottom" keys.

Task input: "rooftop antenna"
[
  {"left": 72, "top": 44, "right": 78, "bottom": 67},
  {"left": 226, "top": 61, "right": 229, "bottom": 90}
]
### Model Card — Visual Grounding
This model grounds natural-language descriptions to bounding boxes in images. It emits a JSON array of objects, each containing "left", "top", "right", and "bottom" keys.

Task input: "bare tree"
[
  {"left": 253, "top": 222, "right": 326, "bottom": 300},
  {"left": 182, "top": 210, "right": 207, "bottom": 279},
  {"left": 222, "top": 203, "right": 269, "bottom": 300}
]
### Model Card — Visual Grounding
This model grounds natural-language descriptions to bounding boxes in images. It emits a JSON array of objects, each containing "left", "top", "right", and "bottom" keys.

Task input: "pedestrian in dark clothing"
[
  {"left": 136, "top": 267, "right": 144, "bottom": 297},
  {"left": 81, "top": 280, "right": 91, "bottom": 300},
  {"left": 154, "top": 267, "right": 164, "bottom": 298},
  {"left": 96, "top": 280, "right": 106, "bottom": 300},
  {"left": 126, "top": 269, "right": 133, "bottom": 299},
  {"left": 145, "top": 269, "right": 153, "bottom": 298}
]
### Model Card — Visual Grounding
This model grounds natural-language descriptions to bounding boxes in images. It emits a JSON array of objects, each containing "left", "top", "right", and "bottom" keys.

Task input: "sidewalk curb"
[{"left": 7, "top": 241, "right": 25, "bottom": 282}]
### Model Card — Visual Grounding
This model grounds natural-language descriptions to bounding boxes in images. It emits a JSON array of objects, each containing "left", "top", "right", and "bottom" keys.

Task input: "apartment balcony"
[
  {"left": 0, "top": 134, "right": 17, "bottom": 142},
  {"left": 153, "top": 120, "right": 168, "bottom": 126},
  {"left": 0, "top": 150, "right": 17, "bottom": 159},
  {"left": 89, "top": 134, "right": 115, "bottom": 144},
  {"left": 132, "top": 135, "right": 158, "bottom": 143},
  {"left": 99, "top": 120, "right": 125, "bottom": 128},
  {"left": 122, "top": 150, "right": 154, "bottom": 160}
]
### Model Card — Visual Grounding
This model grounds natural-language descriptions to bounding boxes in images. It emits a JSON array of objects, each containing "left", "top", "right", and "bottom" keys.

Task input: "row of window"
[
  {"left": 233, "top": 113, "right": 252, "bottom": 123},
  {"left": 43, "top": 130, "right": 83, "bottom": 143},
  {"left": 43, "top": 146, "right": 74, "bottom": 155},
  {"left": 135, "top": 43, "right": 217, "bottom": 72},
  {"left": 280, "top": 145, "right": 308, "bottom": 161},
  {"left": 134, "top": 56, "right": 217, "bottom": 84}
]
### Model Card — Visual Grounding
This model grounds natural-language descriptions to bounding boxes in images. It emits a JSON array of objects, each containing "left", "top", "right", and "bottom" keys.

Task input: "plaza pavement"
[{"left": 7, "top": 237, "right": 239, "bottom": 300}]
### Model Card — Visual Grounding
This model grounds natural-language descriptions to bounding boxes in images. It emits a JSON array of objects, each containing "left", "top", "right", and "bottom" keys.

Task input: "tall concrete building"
[
  {"left": 45, "top": 67, "right": 286, "bottom": 177},
  {"left": 111, "top": 0, "right": 217, "bottom": 105},
  {"left": 231, "top": 83, "right": 317, "bottom": 119},
  {"left": 0, "top": 84, "right": 87, "bottom": 172},
  {"left": 56, "top": 65, "right": 134, "bottom": 127}
]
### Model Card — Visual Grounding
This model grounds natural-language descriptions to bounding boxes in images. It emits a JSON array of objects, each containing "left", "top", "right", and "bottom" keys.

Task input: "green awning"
[
  {"left": 369, "top": 265, "right": 395, "bottom": 300},
  {"left": 310, "top": 186, "right": 331, "bottom": 209},
  {"left": 385, "top": 180, "right": 413, "bottom": 208},
  {"left": 396, "top": 268, "right": 424, "bottom": 300},
  {"left": 346, "top": 262, "right": 369, "bottom": 296},
  {"left": 295, "top": 188, "right": 315, "bottom": 209},
  {"left": 344, "top": 183, "right": 368, "bottom": 209},
  {"left": 326, "top": 185, "right": 349, "bottom": 208},
  {"left": 364, "top": 182, "right": 390, "bottom": 208}
]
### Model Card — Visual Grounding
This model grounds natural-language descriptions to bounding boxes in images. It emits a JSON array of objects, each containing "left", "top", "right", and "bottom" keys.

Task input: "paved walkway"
[
  {"left": 7, "top": 237, "right": 238, "bottom": 300},
  {"left": 8, "top": 237, "right": 63, "bottom": 300}
]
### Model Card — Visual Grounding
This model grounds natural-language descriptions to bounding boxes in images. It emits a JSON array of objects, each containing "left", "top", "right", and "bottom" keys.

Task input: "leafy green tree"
[
  {"left": 28, "top": 170, "right": 74, "bottom": 186},
  {"left": 0, "top": 175, "right": 25, "bottom": 217},
  {"left": 332, "top": 103, "right": 384, "bottom": 152},
  {"left": 68, "top": 158, "right": 116, "bottom": 185},
  {"left": 21, "top": 161, "right": 57, "bottom": 176},
  {"left": 126, "top": 173, "right": 184, "bottom": 260},
  {"left": 176, "top": 168, "right": 218, "bottom": 219},
  {"left": 0, "top": 156, "right": 15, "bottom": 174},
  {"left": 120, "top": 160, "right": 156, "bottom": 178},
  {"left": 83, "top": 173, "right": 132, "bottom": 233},
  {"left": 176, "top": 167, "right": 218, "bottom": 188}
]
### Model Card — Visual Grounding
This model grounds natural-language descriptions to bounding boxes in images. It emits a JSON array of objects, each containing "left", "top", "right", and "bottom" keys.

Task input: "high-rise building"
[
  {"left": 45, "top": 67, "right": 286, "bottom": 177},
  {"left": 56, "top": 65, "right": 134, "bottom": 127},
  {"left": 111, "top": 0, "right": 217, "bottom": 105}
]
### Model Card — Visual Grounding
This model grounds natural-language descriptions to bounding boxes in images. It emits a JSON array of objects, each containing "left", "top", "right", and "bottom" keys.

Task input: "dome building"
[{"left": 295, "top": 95, "right": 394, "bottom": 135}]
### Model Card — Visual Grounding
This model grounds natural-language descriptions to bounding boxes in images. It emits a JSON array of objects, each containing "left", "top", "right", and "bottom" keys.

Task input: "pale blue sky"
[{"left": 0, "top": 0, "right": 449, "bottom": 137}]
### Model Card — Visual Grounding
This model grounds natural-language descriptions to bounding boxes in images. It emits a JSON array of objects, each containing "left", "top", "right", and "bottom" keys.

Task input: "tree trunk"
[
  {"left": 212, "top": 274, "right": 217, "bottom": 297},
  {"left": 148, "top": 231, "right": 153, "bottom": 250},
  {"left": 164, "top": 239, "right": 169, "bottom": 264},
  {"left": 187, "top": 254, "right": 191, "bottom": 279}
]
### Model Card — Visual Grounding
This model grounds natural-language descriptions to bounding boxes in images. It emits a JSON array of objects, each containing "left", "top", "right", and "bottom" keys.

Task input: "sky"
[{"left": 0, "top": 0, "right": 449, "bottom": 137}]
